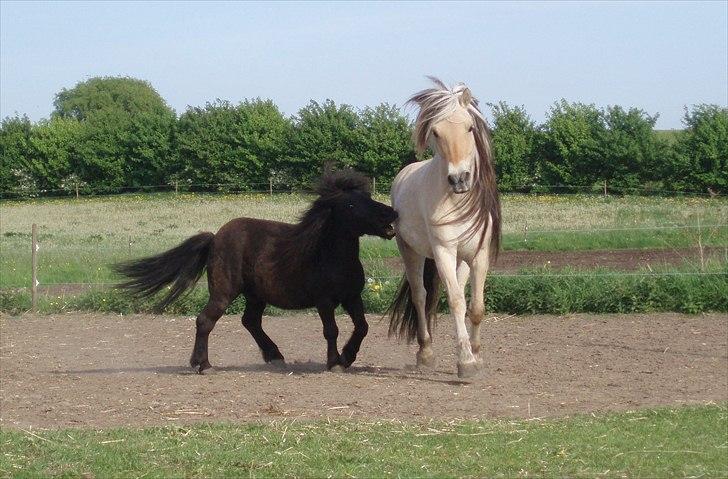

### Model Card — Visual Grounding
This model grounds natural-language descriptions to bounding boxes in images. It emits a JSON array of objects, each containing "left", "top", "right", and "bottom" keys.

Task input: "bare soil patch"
[
  {"left": 1, "top": 312, "right": 725, "bottom": 429},
  {"left": 384, "top": 246, "right": 726, "bottom": 273}
]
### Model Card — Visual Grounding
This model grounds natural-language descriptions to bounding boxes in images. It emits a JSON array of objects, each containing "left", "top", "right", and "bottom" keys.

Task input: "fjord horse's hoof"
[
  {"left": 329, "top": 364, "right": 346, "bottom": 373},
  {"left": 457, "top": 361, "right": 480, "bottom": 379}
]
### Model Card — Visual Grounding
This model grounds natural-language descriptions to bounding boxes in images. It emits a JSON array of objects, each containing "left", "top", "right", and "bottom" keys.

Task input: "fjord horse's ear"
[{"left": 458, "top": 88, "right": 473, "bottom": 107}]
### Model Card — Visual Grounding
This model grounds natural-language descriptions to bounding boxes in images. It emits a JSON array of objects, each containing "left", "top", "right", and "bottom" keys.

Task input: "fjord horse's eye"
[
  {"left": 432, "top": 130, "right": 439, "bottom": 138},
  {"left": 468, "top": 125, "right": 474, "bottom": 133},
  {"left": 348, "top": 203, "right": 354, "bottom": 208}
]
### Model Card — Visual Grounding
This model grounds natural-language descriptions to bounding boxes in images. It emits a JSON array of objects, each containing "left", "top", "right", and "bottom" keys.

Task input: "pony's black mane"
[{"left": 279, "top": 170, "right": 371, "bottom": 266}]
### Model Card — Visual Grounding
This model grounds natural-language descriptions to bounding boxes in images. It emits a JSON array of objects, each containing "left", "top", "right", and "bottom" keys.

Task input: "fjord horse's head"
[{"left": 409, "top": 77, "right": 491, "bottom": 195}]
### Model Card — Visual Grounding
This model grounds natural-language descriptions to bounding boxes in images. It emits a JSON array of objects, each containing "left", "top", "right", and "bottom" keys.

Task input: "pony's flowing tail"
[
  {"left": 113, "top": 232, "right": 214, "bottom": 312},
  {"left": 387, "top": 258, "right": 440, "bottom": 343}
]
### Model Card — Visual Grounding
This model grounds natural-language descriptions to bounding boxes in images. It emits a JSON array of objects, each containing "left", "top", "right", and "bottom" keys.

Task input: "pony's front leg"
[
  {"left": 316, "top": 304, "right": 342, "bottom": 371},
  {"left": 433, "top": 247, "right": 478, "bottom": 378},
  {"left": 340, "top": 295, "right": 369, "bottom": 368}
]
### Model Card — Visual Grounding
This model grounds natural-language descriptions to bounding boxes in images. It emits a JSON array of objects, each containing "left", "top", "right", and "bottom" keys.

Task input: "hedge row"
[
  {"left": 1, "top": 76, "right": 726, "bottom": 197},
  {"left": 3, "top": 269, "right": 725, "bottom": 316}
]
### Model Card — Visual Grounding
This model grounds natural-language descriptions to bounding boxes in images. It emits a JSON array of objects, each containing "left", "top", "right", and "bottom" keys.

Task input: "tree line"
[{"left": 1, "top": 76, "right": 725, "bottom": 197}]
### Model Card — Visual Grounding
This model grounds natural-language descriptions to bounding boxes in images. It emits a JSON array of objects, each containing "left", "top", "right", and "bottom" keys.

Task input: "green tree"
[
  {"left": 53, "top": 77, "right": 176, "bottom": 190},
  {"left": 535, "top": 100, "right": 605, "bottom": 190},
  {"left": 489, "top": 102, "right": 537, "bottom": 190},
  {"left": 599, "top": 106, "right": 664, "bottom": 191},
  {"left": 175, "top": 99, "right": 291, "bottom": 190},
  {"left": 53, "top": 76, "right": 172, "bottom": 120},
  {"left": 28, "top": 117, "right": 83, "bottom": 192},
  {"left": 356, "top": 103, "right": 413, "bottom": 188},
  {"left": 0, "top": 115, "right": 34, "bottom": 196},
  {"left": 669, "top": 104, "right": 728, "bottom": 194},
  {"left": 283, "top": 100, "right": 361, "bottom": 186}
]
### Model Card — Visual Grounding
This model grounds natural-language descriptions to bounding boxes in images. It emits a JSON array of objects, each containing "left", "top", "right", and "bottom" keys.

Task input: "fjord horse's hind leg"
[
  {"left": 398, "top": 238, "right": 435, "bottom": 368},
  {"left": 190, "top": 295, "right": 231, "bottom": 374},
  {"left": 340, "top": 295, "right": 369, "bottom": 368},
  {"left": 241, "top": 298, "right": 285, "bottom": 364}
]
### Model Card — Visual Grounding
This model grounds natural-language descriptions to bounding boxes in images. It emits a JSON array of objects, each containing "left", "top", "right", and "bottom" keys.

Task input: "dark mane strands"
[
  {"left": 407, "top": 77, "right": 502, "bottom": 258},
  {"left": 278, "top": 170, "right": 372, "bottom": 268}
]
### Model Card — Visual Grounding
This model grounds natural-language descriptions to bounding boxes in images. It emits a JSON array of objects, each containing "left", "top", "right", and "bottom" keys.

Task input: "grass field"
[
  {"left": 1, "top": 404, "right": 725, "bottom": 478},
  {"left": 1, "top": 192, "right": 726, "bottom": 288}
]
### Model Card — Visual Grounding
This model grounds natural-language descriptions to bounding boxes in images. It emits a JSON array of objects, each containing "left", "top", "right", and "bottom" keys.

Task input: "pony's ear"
[{"left": 459, "top": 88, "right": 473, "bottom": 107}]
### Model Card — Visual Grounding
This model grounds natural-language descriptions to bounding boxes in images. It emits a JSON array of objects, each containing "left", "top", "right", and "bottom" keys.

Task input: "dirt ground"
[
  {"left": 383, "top": 246, "right": 726, "bottom": 274},
  {"left": 1, "top": 312, "right": 726, "bottom": 429}
]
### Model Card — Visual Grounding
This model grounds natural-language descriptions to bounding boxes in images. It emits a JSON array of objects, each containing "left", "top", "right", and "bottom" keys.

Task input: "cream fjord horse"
[{"left": 388, "top": 77, "right": 501, "bottom": 378}]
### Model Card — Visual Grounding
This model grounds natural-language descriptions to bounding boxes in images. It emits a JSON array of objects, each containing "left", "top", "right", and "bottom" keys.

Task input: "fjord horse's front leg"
[
  {"left": 468, "top": 252, "right": 490, "bottom": 367},
  {"left": 316, "top": 304, "right": 342, "bottom": 371},
  {"left": 433, "top": 246, "right": 478, "bottom": 378},
  {"left": 340, "top": 295, "right": 369, "bottom": 368}
]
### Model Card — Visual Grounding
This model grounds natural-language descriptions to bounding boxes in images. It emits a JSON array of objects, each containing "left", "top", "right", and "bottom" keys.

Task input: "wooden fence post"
[
  {"left": 175, "top": 180, "right": 178, "bottom": 194},
  {"left": 372, "top": 177, "right": 376, "bottom": 194},
  {"left": 31, "top": 223, "right": 38, "bottom": 312},
  {"left": 75, "top": 182, "right": 79, "bottom": 199},
  {"left": 269, "top": 178, "right": 273, "bottom": 196},
  {"left": 603, "top": 180, "right": 608, "bottom": 197}
]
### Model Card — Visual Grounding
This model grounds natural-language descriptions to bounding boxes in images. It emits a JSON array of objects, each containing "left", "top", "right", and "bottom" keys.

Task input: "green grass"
[
  {"left": 2, "top": 262, "right": 725, "bottom": 316},
  {"left": 1, "top": 192, "right": 726, "bottom": 288},
  {"left": 1, "top": 404, "right": 725, "bottom": 478}
]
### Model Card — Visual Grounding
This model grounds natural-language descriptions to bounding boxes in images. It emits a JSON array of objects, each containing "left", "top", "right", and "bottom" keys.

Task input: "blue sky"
[{"left": 1, "top": 1, "right": 726, "bottom": 129}]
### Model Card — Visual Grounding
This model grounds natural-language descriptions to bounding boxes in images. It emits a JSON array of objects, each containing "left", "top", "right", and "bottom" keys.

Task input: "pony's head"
[
  {"left": 409, "top": 76, "right": 492, "bottom": 194},
  {"left": 294, "top": 170, "right": 397, "bottom": 249}
]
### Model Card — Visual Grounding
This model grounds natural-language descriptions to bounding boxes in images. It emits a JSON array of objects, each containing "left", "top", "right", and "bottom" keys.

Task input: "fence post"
[
  {"left": 603, "top": 180, "right": 608, "bottom": 197},
  {"left": 269, "top": 178, "right": 273, "bottom": 196},
  {"left": 372, "top": 177, "right": 376, "bottom": 194},
  {"left": 75, "top": 182, "right": 79, "bottom": 199},
  {"left": 175, "top": 180, "right": 178, "bottom": 195},
  {"left": 31, "top": 223, "right": 38, "bottom": 312}
]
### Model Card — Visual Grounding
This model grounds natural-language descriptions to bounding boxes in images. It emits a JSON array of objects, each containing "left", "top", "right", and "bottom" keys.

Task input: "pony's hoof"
[
  {"left": 267, "top": 359, "right": 287, "bottom": 369},
  {"left": 457, "top": 361, "right": 480, "bottom": 379},
  {"left": 416, "top": 351, "right": 436, "bottom": 369},
  {"left": 329, "top": 364, "right": 346, "bottom": 373}
]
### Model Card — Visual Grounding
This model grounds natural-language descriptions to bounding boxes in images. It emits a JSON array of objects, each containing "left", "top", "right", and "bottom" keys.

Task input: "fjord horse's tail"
[
  {"left": 113, "top": 232, "right": 214, "bottom": 312},
  {"left": 387, "top": 258, "right": 440, "bottom": 343}
]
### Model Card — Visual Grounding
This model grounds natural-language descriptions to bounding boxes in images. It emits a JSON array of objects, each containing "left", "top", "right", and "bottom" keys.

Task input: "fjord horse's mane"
[{"left": 408, "top": 76, "right": 501, "bottom": 256}]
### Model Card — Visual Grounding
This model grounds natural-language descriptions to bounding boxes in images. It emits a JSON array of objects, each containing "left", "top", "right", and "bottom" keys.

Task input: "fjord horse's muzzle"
[{"left": 447, "top": 171, "right": 471, "bottom": 194}]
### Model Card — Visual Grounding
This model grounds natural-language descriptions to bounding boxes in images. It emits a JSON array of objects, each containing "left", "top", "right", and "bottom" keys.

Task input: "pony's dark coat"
[{"left": 115, "top": 170, "right": 397, "bottom": 373}]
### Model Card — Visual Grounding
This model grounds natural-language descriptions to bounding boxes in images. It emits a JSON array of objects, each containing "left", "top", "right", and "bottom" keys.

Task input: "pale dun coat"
[{"left": 388, "top": 77, "right": 501, "bottom": 378}]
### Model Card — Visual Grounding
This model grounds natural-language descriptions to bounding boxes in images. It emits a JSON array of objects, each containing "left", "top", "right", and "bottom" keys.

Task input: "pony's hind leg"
[
  {"left": 241, "top": 298, "right": 284, "bottom": 364},
  {"left": 398, "top": 238, "right": 435, "bottom": 368},
  {"left": 190, "top": 296, "right": 230, "bottom": 374}
]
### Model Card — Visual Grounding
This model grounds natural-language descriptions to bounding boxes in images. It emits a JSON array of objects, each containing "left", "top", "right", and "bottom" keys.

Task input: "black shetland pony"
[{"left": 115, "top": 171, "right": 397, "bottom": 373}]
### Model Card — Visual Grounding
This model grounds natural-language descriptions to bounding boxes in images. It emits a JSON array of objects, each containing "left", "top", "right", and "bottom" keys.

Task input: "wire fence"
[
  {"left": 1, "top": 180, "right": 724, "bottom": 199},
  {"left": 12, "top": 221, "right": 728, "bottom": 304}
]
